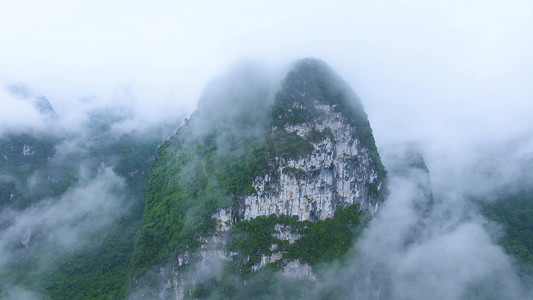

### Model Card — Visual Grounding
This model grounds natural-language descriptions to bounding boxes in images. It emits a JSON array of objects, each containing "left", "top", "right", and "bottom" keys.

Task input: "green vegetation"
[
  {"left": 368, "top": 183, "right": 379, "bottom": 196},
  {"left": 0, "top": 133, "right": 61, "bottom": 209},
  {"left": 306, "top": 127, "right": 334, "bottom": 144},
  {"left": 228, "top": 214, "right": 303, "bottom": 274},
  {"left": 41, "top": 135, "right": 159, "bottom": 299},
  {"left": 0, "top": 129, "right": 160, "bottom": 299},
  {"left": 0, "top": 133, "right": 57, "bottom": 174},
  {"left": 271, "top": 128, "right": 314, "bottom": 160},
  {"left": 480, "top": 189, "right": 533, "bottom": 269},
  {"left": 204, "top": 204, "right": 372, "bottom": 299},
  {"left": 183, "top": 264, "right": 312, "bottom": 300},
  {"left": 218, "top": 143, "right": 269, "bottom": 196},
  {"left": 285, "top": 204, "right": 367, "bottom": 265},
  {"left": 131, "top": 124, "right": 271, "bottom": 274},
  {"left": 44, "top": 218, "right": 138, "bottom": 299},
  {"left": 131, "top": 132, "right": 219, "bottom": 273},
  {"left": 282, "top": 166, "right": 307, "bottom": 179},
  {"left": 271, "top": 106, "right": 317, "bottom": 127},
  {"left": 131, "top": 67, "right": 279, "bottom": 276},
  {"left": 228, "top": 204, "right": 367, "bottom": 274}
]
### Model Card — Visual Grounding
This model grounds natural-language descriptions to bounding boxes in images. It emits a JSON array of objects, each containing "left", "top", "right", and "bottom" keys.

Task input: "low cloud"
[
  {"left": 298, "top": 141, "right": 533, "bottom": 300},
  {"left": 0, "top": 166, "right": 128, "bottom": 286},
  {"left": 0, "top": 87, "right": 47, "bottom": 136}
]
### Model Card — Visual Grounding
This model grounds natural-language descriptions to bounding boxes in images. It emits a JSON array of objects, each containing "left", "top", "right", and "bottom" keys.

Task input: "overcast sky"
[{"left": 1, "top": 0, "right": 532, "bottom": 152}]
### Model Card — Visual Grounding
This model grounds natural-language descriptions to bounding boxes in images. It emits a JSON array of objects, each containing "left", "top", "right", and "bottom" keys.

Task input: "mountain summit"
[{"left": 131, "top": 58, "right": 386, "bottom": 298}]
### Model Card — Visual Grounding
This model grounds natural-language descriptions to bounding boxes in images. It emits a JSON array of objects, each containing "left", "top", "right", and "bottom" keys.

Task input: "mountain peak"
[
  {"left": 277, "top": 58, "right": 341, "bottom": 106},
  {"left": 274, "top": 57, "right": 365, "bottom": 122},
  {"left": 131, "top": 58, "right": 386, "bottom": 294}
]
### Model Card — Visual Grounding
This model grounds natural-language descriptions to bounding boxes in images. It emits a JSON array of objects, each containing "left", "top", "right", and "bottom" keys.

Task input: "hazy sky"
[
  {"left": 1, "top": 0, "right": 532, "bottom": 139},
  {"left": 1, "top": 0, "right": 533, "bottom": 188}
]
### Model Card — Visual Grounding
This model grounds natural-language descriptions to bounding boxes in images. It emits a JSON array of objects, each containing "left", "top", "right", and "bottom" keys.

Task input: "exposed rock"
[
  {"left": 251, "top": 252, "right": 283, "bottom": 272},
  {"left": 281, "top": 260, "right": 317, "bottom": 281},
  {"left": 244, "top": 101, "right": 382, "bottom": 221},
  {"left": 19, "top": 229, "right": 31, "bottom": 248},
  {"left": 213, "top": 207, "right": 233, "bottom": 233},
  {"left": 22, "top": 144, "right": 34, "bottom": 156},
  {"left": 273, "top": 224, "right": 302, "bottom": 244}
]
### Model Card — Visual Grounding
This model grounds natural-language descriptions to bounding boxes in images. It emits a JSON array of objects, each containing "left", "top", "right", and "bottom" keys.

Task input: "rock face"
[{"left": 244, "top": 101, "right": 382, "bottom": 221}]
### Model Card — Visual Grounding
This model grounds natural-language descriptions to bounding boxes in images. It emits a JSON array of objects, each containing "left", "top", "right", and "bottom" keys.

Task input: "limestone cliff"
[
  {"left": 244, "top": 94, "right": 383, "bottom": 221},
  {"left": 241, "top": 58, "right": 384, "bottom": 221}
]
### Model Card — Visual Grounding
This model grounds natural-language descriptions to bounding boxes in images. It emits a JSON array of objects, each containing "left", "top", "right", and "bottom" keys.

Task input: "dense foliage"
[
  {"left": 271, "top": 128, "right": 315, "bottom": 159},
  {"left": 481, "top": 189, "right": 533, "bottom": 269},
  {"left": 131, "top": 124, "right": 274, "bottom": 271},
  {"left": 228, "top": 204, "right": 367, "bottom": 274},
  {"left": 132, "top": 107, "right": 271, "bottom": 274},
  {"left": 186, "top": 204, "right": 369, "bottom": 299},
  {"left": 306, "top": 127, "right": 334, "bottom": 144},
  {"left": 131, "top": 131, "right": 221, "bottom": 273},
  {"left": 44, "top": 218, "right": 139, "bottom": 299},
  {"left": 228, "top": 214, "right": 300, "bottom": 274},
  {"left": 0, "top": 128, "right": 160, "bottom": 299},
  {"left": 41, "top": 134, "right": 159, "bottom": 299},
  {"left": 0, "top": 133, "right": 62, "bottom": 209},
  {"left": 285, "top": 204, "right": 367, "bottom": 265}
]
